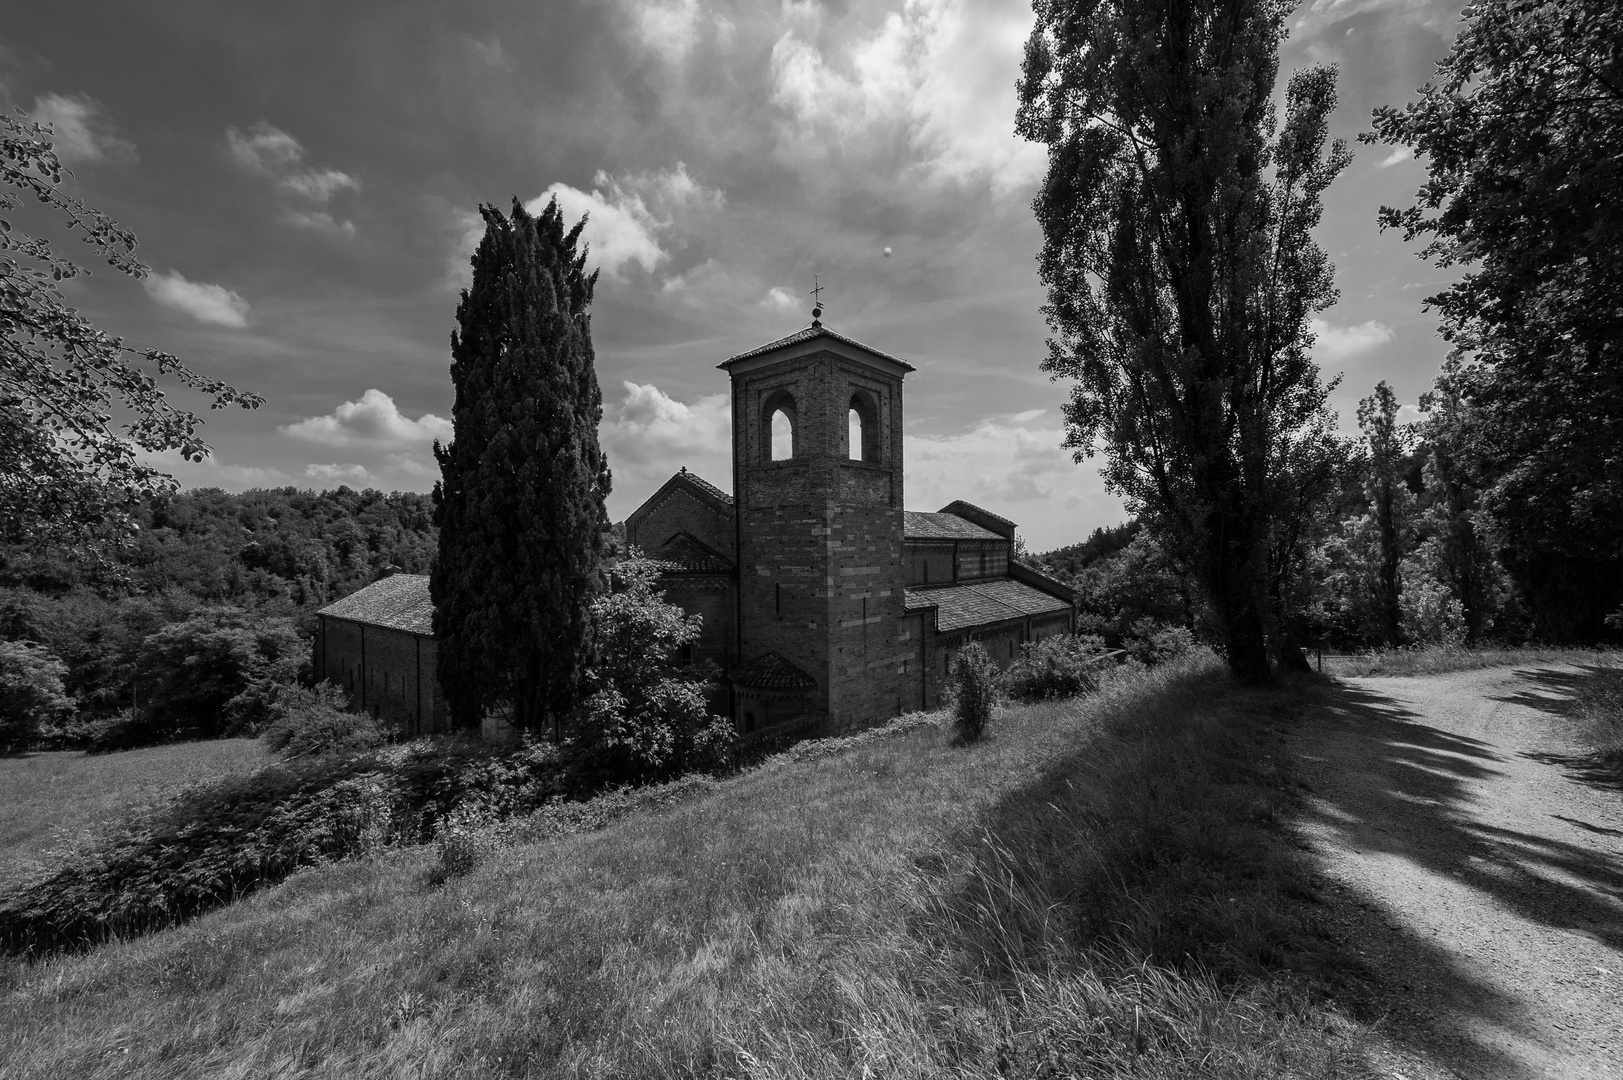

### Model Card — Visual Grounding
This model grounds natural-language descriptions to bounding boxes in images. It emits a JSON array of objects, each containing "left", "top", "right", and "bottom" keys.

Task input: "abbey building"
[
  {"left": 626, "top": 320, "right": 1075, "bottom": 738},
  {"left": 312, "top": 319, "right": 1075, "bottom": 740}
]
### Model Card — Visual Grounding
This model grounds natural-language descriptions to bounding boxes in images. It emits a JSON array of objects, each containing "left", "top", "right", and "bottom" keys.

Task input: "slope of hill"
[{"left": 1, "top": 659, "right": 1388, "bottom": 1079}]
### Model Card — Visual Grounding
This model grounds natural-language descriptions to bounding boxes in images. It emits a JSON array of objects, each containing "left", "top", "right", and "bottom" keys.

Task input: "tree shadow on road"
[
  {"left": 1290, "top": 675, "right": 1623, "bottom": 1077},
  {"left": 1492, "top": 664, "right": 1623, "bottom": 792}
]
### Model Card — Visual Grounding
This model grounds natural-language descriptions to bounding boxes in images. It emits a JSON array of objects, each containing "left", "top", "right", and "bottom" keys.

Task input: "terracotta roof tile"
[
  {"left": 317, "top": 574, "right": 434, "bottom": 635},
  {"left": 731, "top": 651, "right": 818, "bottom": 689},
  {"left": 905, "top": 578, "right": 1072, "bottom": 632},
  {"left": 720, "top": 323, "right": 916, "bottom": 371},
  {"left": 677, "top": 468, "right": 733, "bottom": 506},
  {"left": 902, "top": 511, "right": 1003, "bottom": 541}
]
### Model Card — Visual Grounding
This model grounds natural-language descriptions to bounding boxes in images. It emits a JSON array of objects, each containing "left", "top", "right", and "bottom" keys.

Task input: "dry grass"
[
  {"left": 0, "top": 740, "right": 270, "bottom": 884},
  {"left": 0, "top": 659, "right": 1377, "bottom": 1079},
  {"left": 1323, "top": 644, "right": 1619, "bottom": 679}
]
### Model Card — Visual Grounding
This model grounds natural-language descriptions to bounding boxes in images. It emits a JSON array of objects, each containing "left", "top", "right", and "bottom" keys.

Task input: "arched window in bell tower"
[
  {"left": 847, "top": 389, "right": 881, "bottom": 462},
  {"left": 763, "top": 390, "right": 797, "bottom": 462}
]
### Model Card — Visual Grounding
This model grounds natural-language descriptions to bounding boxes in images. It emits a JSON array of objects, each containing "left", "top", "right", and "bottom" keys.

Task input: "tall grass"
[
  {"left": 1, "top": 657, "right": 1372, "bottom": 1079},
  {"left": 1323, "top": 643, "right": 1619, "bottom": 678},
  {"left": 1570, "top": 666, "right": 1623, "bottom": 765},
  {"left": 0, "top": 739, "right": 269, "bottom": 884}
]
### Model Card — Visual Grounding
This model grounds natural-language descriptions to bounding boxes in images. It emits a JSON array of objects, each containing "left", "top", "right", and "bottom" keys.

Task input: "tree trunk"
[{"left": 1376, "top": 482, "right": 1403, "bottom": 646}]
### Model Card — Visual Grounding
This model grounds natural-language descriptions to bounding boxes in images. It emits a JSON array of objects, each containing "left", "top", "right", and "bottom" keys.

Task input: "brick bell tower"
[{"left": 720, "top": 299, "right": 916, "bottom": 734}]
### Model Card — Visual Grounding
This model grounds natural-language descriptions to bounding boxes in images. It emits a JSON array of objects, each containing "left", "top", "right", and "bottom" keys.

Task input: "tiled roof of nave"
[
  {"left": 901, "top": 511, "right": 1004, "bottom": 542},
  {"left": 316, "top": 573, "right": 434, "bottom": 635}
]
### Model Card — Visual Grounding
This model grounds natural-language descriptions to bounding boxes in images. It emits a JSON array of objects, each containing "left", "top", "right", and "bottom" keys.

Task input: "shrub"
[
  {"left": 1004, "top": 635, "right": 1109, "bottom": 702},
  {"left": 133, "top": 608, "right": 307, "bottom": 744},
  {"left": 0, "top": 640, "right": 75, "bottom": 750},
  {"left": 1122, "top": 619, "right": 1198, "bottom": 666},
  {"left": 948, "top": 641, "right": 998, "bottom": 743},
  {"left": 261, "top": 683, "right": 386, "bottom": 758},
  {"left": 573, "top": 558, "right": 735, "bottom": 784},
  {"left": 0, "top": 735, "right": 572, "bottom": 956}
]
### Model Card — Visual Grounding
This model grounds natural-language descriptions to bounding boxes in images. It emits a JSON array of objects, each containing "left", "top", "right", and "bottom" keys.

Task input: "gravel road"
[{"left": 1290, "top": 664, "right": 1623, "bottom": 1080}]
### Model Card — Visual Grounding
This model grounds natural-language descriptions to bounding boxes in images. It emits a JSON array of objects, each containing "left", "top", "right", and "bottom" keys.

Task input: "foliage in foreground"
[
  {"left": 0, "top": 659, "right": 1376, "bottom": 1079},
  {"left": 0, "top": 737, "right": 566, "bottom": 957},
  {"left": 1, "top": 111, "right": 260, "bottom": 563}
]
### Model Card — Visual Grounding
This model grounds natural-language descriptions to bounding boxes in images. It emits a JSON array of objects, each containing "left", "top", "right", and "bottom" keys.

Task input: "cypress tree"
[{"left": 431, "top": 197, "right": 611, "bottom": 733}]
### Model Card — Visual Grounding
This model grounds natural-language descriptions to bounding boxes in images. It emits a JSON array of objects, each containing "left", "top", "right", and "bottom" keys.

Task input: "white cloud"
[
  {"left": 600, "top": 381, "right": 733, "bottom": 518},
  {"left": 769, "top": 0, "right": 1046, "bottom": 196},
  {"left": 386, "top": 453, "right": 438, "bottom": 479},
  {"left": 143, "top": 448, "right": 291, "bottom": 489},
  {"left": 143, "top": 270, "right": 251, "bottom": 327},
  {"left": 1378, "top": 145, "right": 1413, "bottom": 168},
  {"left": 762, "top": 286, "right": 798, "bottom": 310},
  {"left": 227, "top": 122, "right": 359, "bottom": 202},
  {"left": 1310, "top": 317, "right": 1395, "bottom": 362},
  {"left": 28, "top": 93, "right": 136, "bottom": 164},
  {"left": 509, "top": 163, "right": 721, "bottom": 281},
  {"left": 282, "top": 209, "right": 358, "bottom": 237},
  {"left": 905, "top": 410, "right": 1122, "bottom": 549},
  {"left": 305, "top": 463, "right": 374, "bottom": 484},
  {"left": 279, "top": 389, "right": 453, "bottom": 449},
  {"left": 635, "top": 0, "right": 702, "bottom": 63}
]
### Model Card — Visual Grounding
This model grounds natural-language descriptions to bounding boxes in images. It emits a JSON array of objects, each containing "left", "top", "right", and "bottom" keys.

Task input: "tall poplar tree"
[
  {"left": 432, "top": 198, "right": 611, "bottom": 732},
  {"left": 1016, "top": 0, "right": 1351, "bottom": 682}
]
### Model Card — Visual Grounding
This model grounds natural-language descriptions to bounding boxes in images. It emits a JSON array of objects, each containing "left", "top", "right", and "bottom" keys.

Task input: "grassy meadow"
[
  {"left": 0, "top": 739, "right": 271, "bottom": 885},
  {"left": 0, "top": 658, "right": 1382, "bottom": 1079},
  {"left": 1321, "top": 643, "right": 1620, "bottom": 679}
]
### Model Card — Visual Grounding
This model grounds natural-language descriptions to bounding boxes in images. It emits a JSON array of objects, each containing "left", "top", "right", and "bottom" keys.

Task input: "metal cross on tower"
[{"left": 810, "top": 277, "right": 825, "bottom": 325}]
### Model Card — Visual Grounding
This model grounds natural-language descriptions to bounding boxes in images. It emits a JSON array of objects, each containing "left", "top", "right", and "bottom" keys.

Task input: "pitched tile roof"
[
  {"left": 905, "top": 578, "right": 1072, "bottom": 632},
  {"left": 649, "top": 531, "right": 734, "bottom": 574},
  {"left": 902, "top": 511, "right": 1004, "bottom": 542},
  {"left": 720, "top": 323, "right": 916, "bottom": 372},
  {"left": 731, "top": 651, "right": 818, "bottom": 689},
  {"left": 317, "top": 573, "right": 434, "bottom": 634},
  {"left": 676, "top": 467, "right": 733, "bottom": 506}
]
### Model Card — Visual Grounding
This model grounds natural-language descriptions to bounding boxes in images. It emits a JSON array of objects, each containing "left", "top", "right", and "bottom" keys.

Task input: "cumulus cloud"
[
  {"left": 29, "top": 93, "right": 136, "bottom": 164},
  {"left": 769, "top": 0, "right": 1046, "bottom": 196},
  {"left": 1310, "top": 317, "right": 1395, "bottom": 362},
  {"left": 599, "top": 381, "right": 732, "bottom": 518},
  {"left": 906, "top": 410, "right": 1121, "bottom": 549},
  {"left": 227, "top": 122, "right": 360, "bottom": 202},
  {"left": 531, "top": 162, "right": 722, "bottom": 279},
  {"left": 305, "top": 463, "right": 374, "bottom": 484},
  {"left": 386, "top": 453, "right": 438, "bottom": 479},
  {"left": 143, "top": 270, "right": 251, "bottom": 327},
  {"left": 279, "top": 389, "right": 453, "bottom": 449}
]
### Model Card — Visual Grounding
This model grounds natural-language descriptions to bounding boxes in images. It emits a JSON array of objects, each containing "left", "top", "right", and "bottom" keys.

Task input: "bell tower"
[{"left": 720, "top": 311, "right": 916, "bottom": 733}]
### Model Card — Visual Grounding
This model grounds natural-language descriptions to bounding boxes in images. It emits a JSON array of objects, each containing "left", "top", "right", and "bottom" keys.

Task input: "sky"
[{"left": 6, "top": 0, "right": 1468, "bottom": 550}]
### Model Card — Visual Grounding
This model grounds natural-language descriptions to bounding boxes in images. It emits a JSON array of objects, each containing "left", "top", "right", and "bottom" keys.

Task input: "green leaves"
[{"left": 1, "top": 110, "right": 261, "bottom": 568}]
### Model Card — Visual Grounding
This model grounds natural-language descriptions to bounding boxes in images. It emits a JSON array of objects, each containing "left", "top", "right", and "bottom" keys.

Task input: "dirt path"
[{"left": 1290, "top": 664, "right": 1623, "bottom": 1080}]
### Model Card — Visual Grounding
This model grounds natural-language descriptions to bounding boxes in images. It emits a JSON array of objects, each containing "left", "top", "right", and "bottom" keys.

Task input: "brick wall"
[
  {"left": 316, "top": 616, "right": 446, "bottom": 735},
  {"left": 904, "top": 541, "right": 956, "bottom": 586},
  {"left": 627, "top": 484, "right": 734, "bottom": 561},
  {"left": 660, "top": 574, "right": 735, "bottom": 670}
]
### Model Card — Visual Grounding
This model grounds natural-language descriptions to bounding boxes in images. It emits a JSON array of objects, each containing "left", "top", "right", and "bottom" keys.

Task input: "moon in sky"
[{"left": 883, "top": 246, "right": 892, "bottom": 257}]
